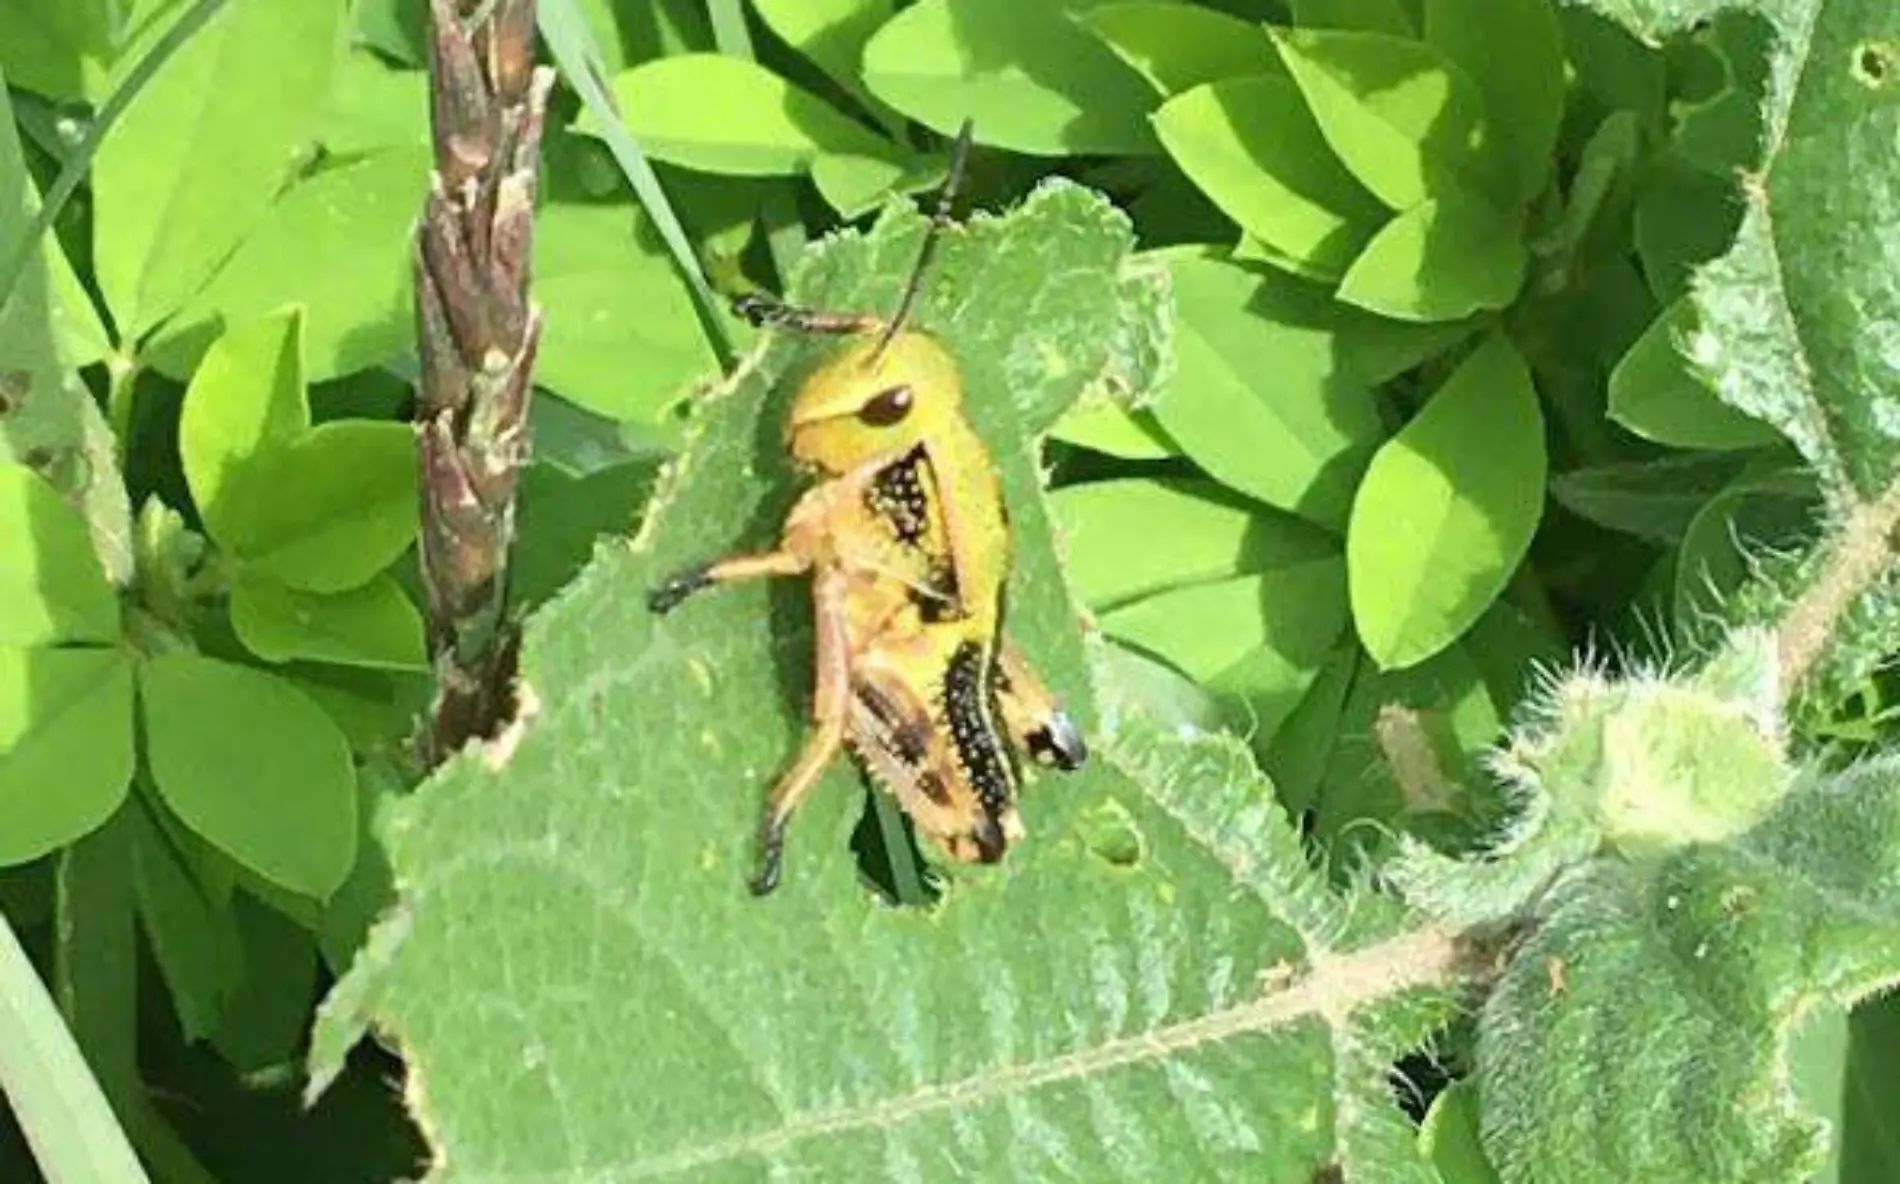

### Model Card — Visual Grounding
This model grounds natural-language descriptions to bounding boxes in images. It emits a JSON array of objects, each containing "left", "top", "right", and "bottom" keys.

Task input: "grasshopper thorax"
[{"left": 785, "top": 330, "right": 965, "bottom": 475}]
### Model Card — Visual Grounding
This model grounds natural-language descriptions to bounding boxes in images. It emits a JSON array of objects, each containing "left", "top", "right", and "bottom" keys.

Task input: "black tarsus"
[
  {"left": 647, "top": 562, "right": 714, "bottom": 614},
  {"left": 731, "top": 292, "right": 878, "bottom": 336},
  {"left": 751, "top": 819, "right": 787, "bottom": 896}
]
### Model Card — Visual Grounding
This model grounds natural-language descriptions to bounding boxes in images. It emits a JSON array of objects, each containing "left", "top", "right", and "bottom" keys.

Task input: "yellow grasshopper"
[{"left": 649, "top": 122, "right": 1086, "bottom": 895}]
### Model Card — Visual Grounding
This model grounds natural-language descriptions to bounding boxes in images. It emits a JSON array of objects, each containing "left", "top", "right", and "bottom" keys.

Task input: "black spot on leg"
[{"left": 916, "top": 771, "right": 953, "bottom": 806}]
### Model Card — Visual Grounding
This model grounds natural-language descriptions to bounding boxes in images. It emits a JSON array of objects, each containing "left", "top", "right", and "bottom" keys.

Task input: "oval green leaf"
[
  {"left": 597, "top": 53, "right": 895, "bottom": 175},
  {"left": 1422, "top": 0, "right": 1564, "bottom": 206},
  {"left": 1051, "top": 477, "right": 1330, "bottom": 607},
  {"left": 92, "top": 0, "right": 344, "bottom": 338},
  {"left": 1153, "top": 77, "right": 1384, "bottom": 281},
  {"left": 751, "top": 0, "right": 896, "bottom": 118},
  {"left": 1147, "top": 253, "right": 1384, "bottom": 525},
  {"left": 180, "top": 309, "right": 309, "bottom": 549},
  {"left": 0, "top": 464, "right": 118, "bottom": 646},
  {"left": 150, "top": 148, "right": 431, "bottom": 384},
  {"left": 1081, "top": 2, "right": 1283, "bottom": 97},
  {"left": 1267, "top": 26, "right": 1497, "bottom": 212},
  {"left": 219, "top": 419, "right": 418, "bottom": 593},
  {"left": 231, "top": 572, "right": 427, "bottom": 670},
  {"left": 535, "top": 203, "right": 718, "bottom": 423},
  {"left": 861, "top": 0, "right": 1156, "bottom": 155},
  {"left": 0, "top": 647, "right": 134, "bottom": 865},
  {"left": 1337, "top": 197, "right": 1527, "bottom": 322},
  {"left": 1610, "top": 298, "right": 1781, "bottom": 452},
  {"left": 1046, "top": 401, "right": 1176, "bottom": 461},
  {"left": 141, "top": 653, "right": 356, "bottom": 899},
  {"left": 1347, "top": 333, "right": 1545, "bottom": 669}
]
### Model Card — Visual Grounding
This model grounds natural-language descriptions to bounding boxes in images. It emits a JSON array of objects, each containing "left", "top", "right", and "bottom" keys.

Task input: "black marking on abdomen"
[{"left": 943, "top": 640, "right": 1016, "bottom": 812}]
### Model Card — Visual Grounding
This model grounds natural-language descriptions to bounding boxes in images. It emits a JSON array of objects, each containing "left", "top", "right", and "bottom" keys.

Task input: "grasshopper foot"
[{"left": 648, "top": 564, "right": 713, "bottom": 615}]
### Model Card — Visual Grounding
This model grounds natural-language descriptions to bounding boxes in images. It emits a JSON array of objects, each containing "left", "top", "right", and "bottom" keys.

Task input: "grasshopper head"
[{"left": 784, "top": 330, "right": 965, "bottom": 474}]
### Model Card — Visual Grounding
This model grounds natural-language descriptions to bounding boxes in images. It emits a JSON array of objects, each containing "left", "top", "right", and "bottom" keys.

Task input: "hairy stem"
[
  {"left": 415, "top": 0, "right": 552, "bottom": 766},
  {"left": 1776, "top": 475, "right": 1900, "bottom": 700}
]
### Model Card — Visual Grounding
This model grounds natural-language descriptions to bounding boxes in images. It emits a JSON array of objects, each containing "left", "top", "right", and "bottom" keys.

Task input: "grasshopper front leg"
[
  {"left": 751, "top": 570, "right": 854, "bottom": 895},
  {"left": 994, "top": 638, "right": 1088, "bottom": 772},
  {"left": 648, "top": 550, "right": 808, "bottom": 614}
]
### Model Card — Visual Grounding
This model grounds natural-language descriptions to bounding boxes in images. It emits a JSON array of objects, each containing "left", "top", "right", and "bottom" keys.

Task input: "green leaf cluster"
[{"left": 9, "top": 0, "right": 1900, "bottom": 1179}]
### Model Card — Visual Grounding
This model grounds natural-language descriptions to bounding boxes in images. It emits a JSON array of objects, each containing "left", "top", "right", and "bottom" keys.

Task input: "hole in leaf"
[
  {"left": 1854, "top": 39, "right": 1897, "bottom": 89},
  {"left": 1078, "top": 800, "right": 1143, "bottom": 868}
]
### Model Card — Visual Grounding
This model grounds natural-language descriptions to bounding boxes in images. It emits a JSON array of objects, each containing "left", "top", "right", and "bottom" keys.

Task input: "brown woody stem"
[{"left": 415, "top": 0, "right": 550, "bottom": 766}]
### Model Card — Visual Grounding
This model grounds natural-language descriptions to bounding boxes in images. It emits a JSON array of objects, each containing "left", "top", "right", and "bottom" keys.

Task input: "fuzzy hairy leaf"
[
  {"left": 310, "top": 186, "right": 1457, "bottom": 1181},
  {"left": 1480, "top": 757, "right": 1900, "bottom": 1181},
  {"left": 1576, "top": 0, "right": 1900, "bottom": 700}
]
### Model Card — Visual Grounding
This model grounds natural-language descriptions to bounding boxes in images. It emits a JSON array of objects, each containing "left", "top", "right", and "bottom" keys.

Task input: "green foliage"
[
  {"left": 8, "top": 0, "right": 1900, "bottom": 1177},
  {"left": 313, "top": 192, "right": 1454, "bottom": 1180},
  {"left": 92, "top": 0, "right": 343, "bottom": 340}
]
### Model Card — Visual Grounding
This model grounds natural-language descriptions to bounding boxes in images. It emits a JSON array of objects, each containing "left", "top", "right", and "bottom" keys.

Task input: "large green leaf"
[
  {"left": 215, "top": 419, "right": 418, "bottom": 593},
  {"left": 230, "top": 572, "right": 427, "bottom": 671},
  {"left": 1267, "top": 27, "right": 1500, "bottom": 211},
  {"left": 1422, "top": 0, "right": 1564, "bottom": 207},
  {"left": 1152, "top": 77, "right": 1385, "bottom": 281},
  {"left": 597, "top": 54, "right": 900, "bottom": 175},
  {"left": 312, "top": 186, "right": 1456, "bottom": 1180},
  {"left": 861, "top": 0, "right": 1157, "bottom": 155},
  {"left": 148, "top": 147, "right": 430, "bottom": 383},
  {"left": 141, "top": 652, "right": 356, "bottom": 899},
  {"left": 0, "top": 0, "right": 115, "bottom": 102},
  {"left": 532, "top": 203, "right": 718, "bottom": 423},
  {"left": 1347, "top": 333, "right": 1545, "bottom": 669},
  {"left": 1081, "top": 2, "right": 1284, "bottom": 96},
  {"left": 1336, "top": 195, "right": 1526, "bottom": 322},
  {"left": 91, "top": 0, "right": 343, "bottom": 340},
  {"left": 0, "top": 463, "right": 118, "bottom": 647},
  {"left": 1146, "top": 253, "right": 1384, "bottom": 526},
  {"left": 1053, "top": 478, "right": 1348, "bottom": 742},
  {"left": 0, "top": 647, "right": 135, "bottom": 866},
  {"left": 179, "top": 308, "right": 309, "bottom": 546}
]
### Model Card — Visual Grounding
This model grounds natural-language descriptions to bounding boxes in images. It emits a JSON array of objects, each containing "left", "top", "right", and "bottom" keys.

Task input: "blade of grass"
[
  {"left": 538, "top": 0, "right": 736, "bottom": 367},
  {"left": 0, "top": 912, "right": 150, "bottom": 1184},
  {"left": 0, "top": 0, "right": 231, "bottom": 321}
]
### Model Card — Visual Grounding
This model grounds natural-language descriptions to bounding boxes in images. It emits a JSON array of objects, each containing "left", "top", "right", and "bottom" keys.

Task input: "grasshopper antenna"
[{"left": 871, "top": 118, "right": 974, "bottom": 361}]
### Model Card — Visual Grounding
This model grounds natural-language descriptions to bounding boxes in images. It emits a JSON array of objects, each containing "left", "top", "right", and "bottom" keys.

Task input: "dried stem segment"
[{"left": 415, "top": 0, "right": 551, "bottom": 765}]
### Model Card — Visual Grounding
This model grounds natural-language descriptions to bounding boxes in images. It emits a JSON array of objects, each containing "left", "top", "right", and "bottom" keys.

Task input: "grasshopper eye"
[{"left": 858, "top": 384, "right": 914, "bottom": 427}]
